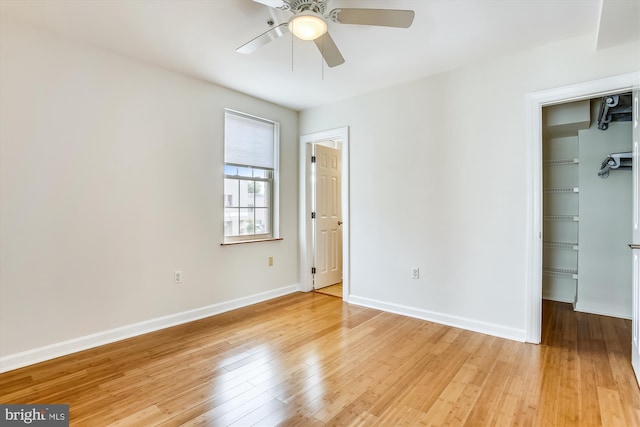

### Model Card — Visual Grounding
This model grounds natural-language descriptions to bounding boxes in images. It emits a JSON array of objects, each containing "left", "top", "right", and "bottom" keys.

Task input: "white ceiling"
[{"left": 1, "top": 0, "right": 638, "bottom": 111}]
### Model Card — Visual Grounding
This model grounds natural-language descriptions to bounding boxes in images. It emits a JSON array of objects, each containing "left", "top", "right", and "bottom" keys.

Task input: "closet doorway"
[
  {"left": 526, "top": 73, "right": 639, "bottom": 385},
  {"left": 541, "top": 95, "right": 632, "bottom": 313}
]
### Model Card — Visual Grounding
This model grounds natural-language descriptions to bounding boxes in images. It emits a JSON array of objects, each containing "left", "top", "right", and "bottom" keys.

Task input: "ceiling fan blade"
[
  {"left": 331, "top": 8, "right": 415, "bottom": 28},
  {"left": 313, "top": 32, "right": 345, "bottom": 67},
  {"left": 236, "top": 23, "right": 289, "bottom": 54},
  {"left": 251, "top": 0, "right": 288, "bottom": 9}
]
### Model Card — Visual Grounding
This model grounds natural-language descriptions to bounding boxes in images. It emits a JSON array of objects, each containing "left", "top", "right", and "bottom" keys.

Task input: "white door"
[
  {"left": 631, "top": 88, "right": 640, "bottom": 386},
  {"left": 313, "top": 144, "right": 342, "bottom": 289}
]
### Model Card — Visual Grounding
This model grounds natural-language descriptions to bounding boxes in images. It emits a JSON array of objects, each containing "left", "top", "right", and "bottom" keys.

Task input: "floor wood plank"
[{"left": 1, "top": 294, "right": 639, "bottom": 426}]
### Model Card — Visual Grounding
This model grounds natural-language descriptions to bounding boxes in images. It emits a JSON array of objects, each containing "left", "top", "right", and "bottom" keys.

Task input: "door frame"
[
  {"left": 299, "top": 127, "right": 350, "bottom": 300},
  {"left": 525, "top": 72, "right": 640, "bottom": 343}
]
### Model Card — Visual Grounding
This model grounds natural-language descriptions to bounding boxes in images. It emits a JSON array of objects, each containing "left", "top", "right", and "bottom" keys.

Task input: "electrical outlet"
[
  {"left": 268, "top": 256, "right": 274, "bottom": 266},
  {"left": 174, "top": 270, "right": 183, "bottom": 284},
  {"left": 411, "top": 267, "right": 419, "bottom": 279}
]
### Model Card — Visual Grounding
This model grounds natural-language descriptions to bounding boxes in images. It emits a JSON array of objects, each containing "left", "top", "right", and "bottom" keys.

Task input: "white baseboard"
[
  {"left": 575, "top": 301, "right": 631, "bottom": 320},
  {"left": 0, "top": 284, "right": 300, "bottom": 373},
  {"left": 348, "top": 295, "right": 526, "bottom": 342}
]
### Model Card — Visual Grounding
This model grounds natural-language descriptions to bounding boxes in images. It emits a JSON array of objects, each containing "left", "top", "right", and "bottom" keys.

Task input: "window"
[{"left": 224, "top": 110, "right": 279, "bottom": 243}]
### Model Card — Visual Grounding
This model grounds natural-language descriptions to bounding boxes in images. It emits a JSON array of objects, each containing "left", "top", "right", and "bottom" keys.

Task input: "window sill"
[{"left": 221, "top": 237, "right": 283, "bottom": 246}]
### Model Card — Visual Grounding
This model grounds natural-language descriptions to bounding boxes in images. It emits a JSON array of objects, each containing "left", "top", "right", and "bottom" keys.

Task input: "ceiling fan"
[{"left": 236, "top": 0, "right": 415, "bottom": 67}]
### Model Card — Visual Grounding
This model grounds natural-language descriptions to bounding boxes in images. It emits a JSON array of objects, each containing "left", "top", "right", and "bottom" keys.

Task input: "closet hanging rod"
[
  {"left": 598, "top": 151, "right": 632, "bottom": 178},
  {"left": 597, "top": 93, "right": 633, "bottom": 130}
]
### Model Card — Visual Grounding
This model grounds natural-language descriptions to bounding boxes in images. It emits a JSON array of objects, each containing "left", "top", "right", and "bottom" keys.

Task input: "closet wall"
[
  {"left": 542, "top": 97, "right": 633, "bottom": 319},
  {"left": 576, "top": 99, "right": 632, "bottom": 317}
]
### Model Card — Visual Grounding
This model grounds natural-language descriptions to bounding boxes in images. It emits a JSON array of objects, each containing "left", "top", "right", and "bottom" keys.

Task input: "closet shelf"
[
  {"left": 544, "top": 187, "right": 579, "bottom": 193},
  {"left": 544, "top": 215, "right": 579, "bottom": 222},
  {"left": 543, "top": 268, "right": 578, "bottom": 280},
  {"left": 544, "top": 158, "right": 579, "bottom": 165},
  {"left": 543, "top": 241, "right": 579, "bottom": 250}
]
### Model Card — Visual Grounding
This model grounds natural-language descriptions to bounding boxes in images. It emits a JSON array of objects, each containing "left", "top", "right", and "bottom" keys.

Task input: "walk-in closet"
[{"left": 542, "top": 93, "right": 633, "bottom": 318}]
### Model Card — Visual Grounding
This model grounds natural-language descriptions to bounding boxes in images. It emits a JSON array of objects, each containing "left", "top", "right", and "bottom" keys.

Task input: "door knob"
[
  {"left": 338, "top": 221, "right": 343, "bottom": 226},
  {"left": 629, "top": 244, "right": 640, "bottom": 249}
]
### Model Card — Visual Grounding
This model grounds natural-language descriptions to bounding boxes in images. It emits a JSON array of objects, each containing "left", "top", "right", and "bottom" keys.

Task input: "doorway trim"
[
  {"left": 525, "top": 72, "right": 639, "bottom": 343},
  {"left": 299, "top": 127, "right": 350, "bottom": 300}
]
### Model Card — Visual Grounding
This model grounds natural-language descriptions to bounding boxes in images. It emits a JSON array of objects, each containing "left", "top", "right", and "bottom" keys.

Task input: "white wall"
[
  {"left": 300, "top": 35, "right": 640, "bottom": 338},
  {"left": 0, "top": 20, "right": 299, "bottom": 363},
  {"left": 577, "top": 100, "right": 632, "bottom": 318}
]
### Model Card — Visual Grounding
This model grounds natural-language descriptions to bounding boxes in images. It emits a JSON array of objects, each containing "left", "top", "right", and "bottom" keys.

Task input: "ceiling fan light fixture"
[{"left": 288, "top": 12, "right": 327, "bottom": 41}]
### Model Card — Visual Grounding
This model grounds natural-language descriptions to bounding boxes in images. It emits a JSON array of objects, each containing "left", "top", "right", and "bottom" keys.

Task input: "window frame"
[{"left": 223, "top": 109, "right": 280, "bottom": 244}]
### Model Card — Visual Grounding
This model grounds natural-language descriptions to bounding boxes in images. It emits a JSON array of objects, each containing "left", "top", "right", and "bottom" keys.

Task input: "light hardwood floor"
[
  {"left": 314, "top": 283, "right": 342, "bottom": 298},
  {"left": 1, "top": 293, "right": 639, "bottom": 426}
]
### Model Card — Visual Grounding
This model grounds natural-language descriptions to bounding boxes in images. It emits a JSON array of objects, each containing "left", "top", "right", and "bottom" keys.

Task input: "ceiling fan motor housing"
[{"left": 289, "top": 0, "right": 327, "bottom": 15}]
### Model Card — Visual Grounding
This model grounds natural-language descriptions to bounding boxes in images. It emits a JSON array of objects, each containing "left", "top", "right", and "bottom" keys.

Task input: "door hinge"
[
  {"left": 311, "top": 212, "right": 316, "bottom": 219},
  {"left": 311, "top": 155, "right": 316, "bottom": 163},
  {"left": 311, "top": 267, "right": 316, "bottom": 274}
]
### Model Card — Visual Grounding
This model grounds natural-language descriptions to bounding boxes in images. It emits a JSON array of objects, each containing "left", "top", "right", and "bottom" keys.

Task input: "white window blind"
[{"left": 224, "top": 111, "right": 275, "bottom": 169}]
